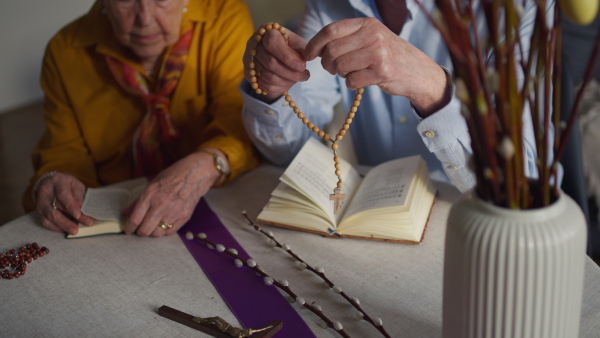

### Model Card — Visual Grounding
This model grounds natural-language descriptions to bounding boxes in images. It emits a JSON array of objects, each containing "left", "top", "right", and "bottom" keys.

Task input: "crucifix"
[{"left": 329, "top": 188, "right": 346, "bottom": 215}]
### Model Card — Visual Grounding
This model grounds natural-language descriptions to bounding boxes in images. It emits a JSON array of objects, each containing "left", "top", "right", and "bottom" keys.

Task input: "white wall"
[
  {"left": 0, "top": 0, "right": 304, "bottom": 114},
  {"left": 0, "top": 0, "right": 95, "bottom": 113}
]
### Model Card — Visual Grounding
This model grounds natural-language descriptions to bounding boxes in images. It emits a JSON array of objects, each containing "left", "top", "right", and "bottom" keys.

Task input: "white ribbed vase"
[{"left": 442, "top": 190, "right": 587, "bottom": 338}]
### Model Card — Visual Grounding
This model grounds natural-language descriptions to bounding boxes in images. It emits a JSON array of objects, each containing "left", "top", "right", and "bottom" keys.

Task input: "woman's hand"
[
  {"left": 35, "top": 172, "right": 95, "bottom": 235},
  {"left": 304, "top": 18, "right": 451, "bottom": 116},
  {"left": 242, "top": 23, "right": 310, "bottom": 103},
  {"left": 123, "top": 150, "right": 222, "bottom": 237}
]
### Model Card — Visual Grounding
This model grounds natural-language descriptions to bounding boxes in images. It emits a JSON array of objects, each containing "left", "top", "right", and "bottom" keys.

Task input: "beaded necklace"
[
  {"left": 249, "top": 23, "right": 364, "bottom": 215},
  {"left": 0, "top": 243, "right": 49, "bottom": 280}
]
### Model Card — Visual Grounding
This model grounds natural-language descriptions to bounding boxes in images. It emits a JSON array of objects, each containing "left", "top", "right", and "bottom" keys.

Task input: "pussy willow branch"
[
  {"left": 185, "top": 232, "right": 351, "bottom": 338},
  {"left": 241, "top": 212, "right": 391, "bottom": 338}
]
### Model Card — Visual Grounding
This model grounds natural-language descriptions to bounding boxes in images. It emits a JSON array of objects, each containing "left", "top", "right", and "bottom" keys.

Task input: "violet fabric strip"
[{"left": 178, "top": 198, "right": 315, "bottom": 338}]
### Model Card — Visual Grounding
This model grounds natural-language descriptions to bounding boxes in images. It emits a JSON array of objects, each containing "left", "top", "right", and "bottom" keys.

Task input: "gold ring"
[
  {"left": 158, "top": 221, "right": 173, "bottom": 231},
  {"left": 52, "top": 198, "right": 58, "bottom": 210}
]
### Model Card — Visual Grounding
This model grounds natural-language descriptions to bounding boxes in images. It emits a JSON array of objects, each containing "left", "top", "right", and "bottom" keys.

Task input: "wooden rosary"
[
  {"left": 1, "top": 242, "right": 49, "bottom": 280},
  {"left": 248, "top": 23, "right": 364, "bottom": 215}
]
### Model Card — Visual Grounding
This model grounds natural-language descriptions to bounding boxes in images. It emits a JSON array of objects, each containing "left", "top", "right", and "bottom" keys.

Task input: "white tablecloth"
[{"left": 1, "top": 164, "right": 599, "bottom": 337}]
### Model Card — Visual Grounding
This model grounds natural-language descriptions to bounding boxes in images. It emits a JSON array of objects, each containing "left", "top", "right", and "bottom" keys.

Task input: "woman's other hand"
[
  {"left": 123, "top": 149, "right": 223, "bottom": 237},
  {"left": 35, "top": 172, "right": 95, "bottom": 235},
  {"left": 243, "top": 23, "right": 310, "bottom": 103}
]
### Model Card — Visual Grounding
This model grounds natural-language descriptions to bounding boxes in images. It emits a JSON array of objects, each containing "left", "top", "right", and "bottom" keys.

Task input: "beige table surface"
[{"left": 1, "top": 164, "right": 599, "bottom": 337}]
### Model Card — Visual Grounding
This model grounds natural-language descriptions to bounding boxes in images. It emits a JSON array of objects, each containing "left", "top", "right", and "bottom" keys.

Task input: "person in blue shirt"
[{"left": 240, "top": 0, "right": 553, "bottom": 192}]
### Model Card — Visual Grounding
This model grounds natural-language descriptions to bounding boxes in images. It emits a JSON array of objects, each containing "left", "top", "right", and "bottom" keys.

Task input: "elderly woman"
[{"left": 23, "top": 0, "right": 259, "bottom": 237}]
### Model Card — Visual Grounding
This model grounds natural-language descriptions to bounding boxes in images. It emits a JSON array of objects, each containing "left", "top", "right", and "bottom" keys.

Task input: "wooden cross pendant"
[{"left": 329, "top": 188, "right": 346, "bottom": 215}]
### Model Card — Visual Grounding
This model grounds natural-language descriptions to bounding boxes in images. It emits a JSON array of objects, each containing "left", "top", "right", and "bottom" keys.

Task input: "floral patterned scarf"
[{"left": 106, "top": 25, "right": 194, "bottom": 176}]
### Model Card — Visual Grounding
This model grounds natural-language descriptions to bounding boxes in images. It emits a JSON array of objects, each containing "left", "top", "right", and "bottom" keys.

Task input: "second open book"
[{"left": 257, "top": 138, "right": 437, "bottom": 243}]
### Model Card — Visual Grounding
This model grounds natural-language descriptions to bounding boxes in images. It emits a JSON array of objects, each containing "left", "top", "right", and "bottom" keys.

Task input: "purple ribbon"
[{"left": 178, "top": 198, "right": 315, "bottom": 337}]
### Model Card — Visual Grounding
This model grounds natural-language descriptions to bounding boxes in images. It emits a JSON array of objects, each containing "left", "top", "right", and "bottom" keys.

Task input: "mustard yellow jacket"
[{"left": 23, "top": 0, "right": 259, "bottom": 211}]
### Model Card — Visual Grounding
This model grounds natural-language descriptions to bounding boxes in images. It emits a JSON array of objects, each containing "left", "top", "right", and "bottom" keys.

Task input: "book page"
[
  {"left": 342, "top": 155, "right": 421, "bottom": 219},
  {"left": 280, "top": 137, "right": 362, "bottom": 224},
  {"left": 81, "top": 188, "right": 131, "bottom": 222}
]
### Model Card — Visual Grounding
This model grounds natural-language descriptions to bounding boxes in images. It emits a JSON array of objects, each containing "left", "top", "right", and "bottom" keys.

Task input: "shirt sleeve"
[
  {"left": 241, "top": 0, "right": 341, "bottom": 166},
  {"left": 196, "top": 0, "right": 260, "bottom": 182},
  {"left": 23, "top": 38, "right": 100, "bottom": 212}
]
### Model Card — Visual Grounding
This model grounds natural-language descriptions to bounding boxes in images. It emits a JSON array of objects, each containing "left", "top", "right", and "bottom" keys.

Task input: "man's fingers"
[
  {"left": 261, "top": 28, "right": 307, "bottom": 72},
  {"left": 304, "top": 18, "right": 367, "bottom": 61}
]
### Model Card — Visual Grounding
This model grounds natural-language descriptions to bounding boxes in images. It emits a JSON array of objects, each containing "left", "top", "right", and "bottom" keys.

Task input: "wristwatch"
[{"left": 199, "top": 149, "right": 230, "bottom": 183}]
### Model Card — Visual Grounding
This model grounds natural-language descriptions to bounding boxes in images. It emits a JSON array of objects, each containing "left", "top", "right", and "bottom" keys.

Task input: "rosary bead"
[
  {"left": 289, "top": 101, "right": 296, "bottom": 108},
  {"left": 255, "top": 88, "right": 263, "bottom": 95},
  {"left": 345, "top": 118, "right": 353, "bottom": 124},
  {"left": 249, "top": 61, "right": 255, "bottom": 69},
  {"left": 335, "top": 134, "right": 342, "bottom": 141},
  {"left": 259, "top": 28, "right": 266, "bottom": 35},
  {"left": 250, "top": 48, "right": 257, "bottom": 56},
  {"left": 293, "top": 107, "right": 301, "bottom": 114},
  {"left": 337, "top": 181, "right": 344, "bottom": 188},
  {"left": 338, "top": 129, "right": 347, "bottom": 136},
  {"left": 350, "top": 106, "right": 358, "bottom": 113},
  {"left": 251, "top": 82, "right": 259, "bottom": 90},
  {"left": 279, "top": 27, "right": 287, "bottom": 34},
  {"left": 332, "top": 143, "right": 339, "bottom": 151},
  {"left": 255, "top": 34, "right": 262, "bottom": 42},
  {"left": 302, "top": 117, "right": 309, "bottom": 124},
  {"left": 353, "top": 100, "right": 360, "bottom": 107},
  {"left": 324, "top": 134, "right": 331, "bottom": 141},
  {"left": 335, "top": 169, "right": 342, "bottom": 176},
  {"left": 297, "top": 112, "right": 304, "bottom": 119},
  {"left": 348, "top": 112, "right": 355, "bottom": 119},
  {"left": 285, "top": 95, "right": 292, "bottom": 102},
  {"left": 265, "top": 23, "right": 273, "bottom": 30},
  {"left": 334, "top": 156, "right": 340, "bottom": 163},
  {"left": 358, "top": 88, "right": 364, "bottom": 94},
  {"left": 342, "top": 124, "right": 350, "bottom": 131},
  {"left": 250, "top": 76, "right": 257, "bottom": 83},
  {"left": 249, "top": 69, "right": 256, "bottom": 76},
  {"left": 335, "top": 163, "right": 341, "bottom": 169},
  {"left": 318, "top": 130, "right": 325, "bottom": 137},
  {"left": 355, "top": 93, "right": 362, "bottom": 100},
  {"left": 273, "top": 22, "right": 281, "bottom": 29},
  {"left": 307, "top": 122, "right": 314, "bottom": 129},
  {"left": 312, "top": 126, "right": 320, "bottom": 133}
]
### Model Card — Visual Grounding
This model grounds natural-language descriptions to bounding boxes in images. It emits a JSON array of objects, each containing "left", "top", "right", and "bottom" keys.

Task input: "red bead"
[
  {"left": 0, "top": 254, "right": 4, "bottom": 259},
  {"left": 6, "top": 274, "right": 13, "bottom": 280},
  {"left": 38, "top": 252, "right": 45, "bottom": 257},
  {"left": 26, "top": 257, "right": 32, "bottom": 263},
  {"left": 33, "top": 254, "right": 38, "bottom": 260},
  {"left": 42, "top": 247, "right": 49, "bottom": 254},
  {"left": 9, "top": 249, "right": 15, "bottom": 254}
]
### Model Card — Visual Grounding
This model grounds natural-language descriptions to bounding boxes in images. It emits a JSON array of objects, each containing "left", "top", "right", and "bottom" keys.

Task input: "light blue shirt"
[{"left": 241, "top": 0, "right": 551, "bottom": 192}]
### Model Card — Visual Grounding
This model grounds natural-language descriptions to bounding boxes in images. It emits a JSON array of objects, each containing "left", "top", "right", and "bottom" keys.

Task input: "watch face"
[{"left": 215, "top": 156, "right": 229, "bottom": 175}]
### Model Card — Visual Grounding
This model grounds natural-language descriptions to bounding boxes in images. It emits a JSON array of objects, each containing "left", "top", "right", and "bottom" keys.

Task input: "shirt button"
[
  {"left": 446, "top": 165, "right": 458, "bottom": 170},
  {"left": 398, "top": 116, "right": 407, "bottom": 124},
  {"left": 265, "top": 109, "right": 275, "bottom": 115},
  {"left": 424, "top": 130, "right": 435, "bottom": 138}
]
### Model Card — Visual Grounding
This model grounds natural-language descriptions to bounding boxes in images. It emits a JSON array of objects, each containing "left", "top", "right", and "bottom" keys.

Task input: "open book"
[
  {"left": 257, "top": 138, "right": 437, "bottom": 243},
  {"left": 66, "top": 178, "right": 148, "bottom": 238}
]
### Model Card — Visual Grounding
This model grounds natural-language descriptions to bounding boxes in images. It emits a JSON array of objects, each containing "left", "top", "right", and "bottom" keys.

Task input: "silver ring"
[
  {"left": 52, "top": 198, "right": 58, "bottom": 210},
  {"left": 158, "top": 221, "right": 173, "bottom": 231}
]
